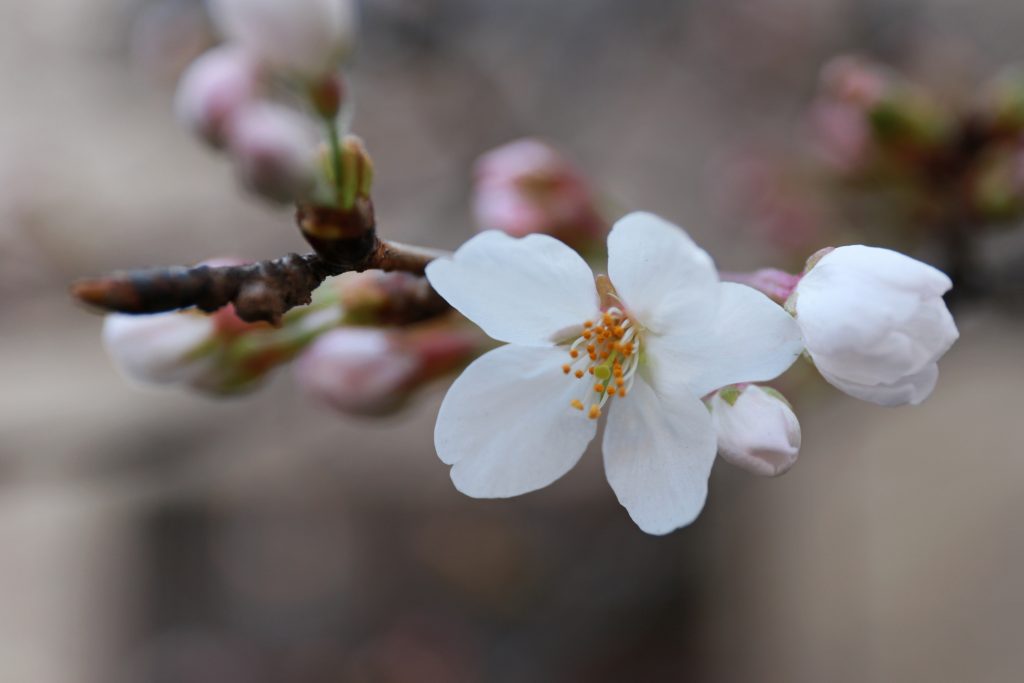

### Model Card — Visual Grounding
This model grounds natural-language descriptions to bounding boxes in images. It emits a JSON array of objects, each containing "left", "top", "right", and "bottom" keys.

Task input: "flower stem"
[{"left": 326, "top": 116, "right": 344, "bottom": 201}]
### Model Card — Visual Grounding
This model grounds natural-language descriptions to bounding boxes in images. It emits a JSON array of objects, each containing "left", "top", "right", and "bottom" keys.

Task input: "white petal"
[
  {"left": 645, "top": 283, "right": 803, "bottom": 399},
  {"left": 435, "top": 345, "right": 598, "bottom": 498},
  {"left": 602, "top": 375, "right": 716, "bottom": 535},
  {"left": 819, "top": 362, "right": 939, "bottom": 406},
  {"left": 425, "top": 231, "right": 599, "bottom": 346},
  {"left": 607, "top": 212, "right": 719, "bottom": 335},
  {"left": 812, "top": 245, "right": 952, "bottom": 297}
]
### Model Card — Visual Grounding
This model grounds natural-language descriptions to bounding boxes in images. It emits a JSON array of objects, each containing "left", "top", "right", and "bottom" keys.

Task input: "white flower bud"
[
  {"left": 792, "top": 245, "right": 959, "bottom": 406},
  {"left": 209, "top": 0, "right": 358, "bottom": 79},
  {"left": 294, "top": 328, "right": 420, "bottom": 416},
  {"left": 226, "top": 102, "right": 320, "bottom": 203},
  {"left": 711, "top": 385, "right": 801, "bottom": 477},
  {"left": 174, "top": 46, "right": 261, "bottom": 148},
  {"left": 103, "top": 312, "right": 216, "bottom": 385}
]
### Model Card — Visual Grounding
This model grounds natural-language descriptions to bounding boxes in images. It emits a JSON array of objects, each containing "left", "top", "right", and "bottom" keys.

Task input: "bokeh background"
[{"left": 2, "top": 0, "right": 1024, "bottom": 681}]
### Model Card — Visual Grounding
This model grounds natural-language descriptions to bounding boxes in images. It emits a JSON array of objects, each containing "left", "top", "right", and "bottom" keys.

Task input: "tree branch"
[{"left": 71, "top": 201, "right": 452, "bottom": 324}]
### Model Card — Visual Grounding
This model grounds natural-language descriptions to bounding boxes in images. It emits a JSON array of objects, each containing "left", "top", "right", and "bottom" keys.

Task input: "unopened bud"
[
  {"left": 227, "top": 102, "right": 320, "bottom": 203},
  {"left": 721, "top": 268, "right": 801, "bottom": 304},
  {"left": 295, "top": 327, "right": 476, "bottom": 416},
  {"left": 710, "top": 385, "right": 801, "bottom": 477},
  {"left": 472, "top": 138, "right": 605, "bottom": 248},
  {"left": 103, "top": 312, "right": 217, "bottom": 385},
  {"left": 792, "top": 245, "right": 958, "bottom": 406},
  {"left": 209, "top": 0, "right": 358, "bottom": 80},
  {"left": 174, "top": 46, "right": 262, "bottom": 148},
  {"left": 320, "top": 134, "right": 373, "bottom": 210}
]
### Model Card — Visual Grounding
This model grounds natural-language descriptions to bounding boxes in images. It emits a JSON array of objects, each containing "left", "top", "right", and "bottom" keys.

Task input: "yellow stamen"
[
  {"left": 574, "top": 369, "right": 584, "bottom": 379},
  {"left": 562, "top": 364, "right": 571, "bottom": 374},
  {"left": 571, "top": 399, "right": 584, "bottom": 411},
  {"left": 588, "top": 404, "right": 601, "bottom": 419}
]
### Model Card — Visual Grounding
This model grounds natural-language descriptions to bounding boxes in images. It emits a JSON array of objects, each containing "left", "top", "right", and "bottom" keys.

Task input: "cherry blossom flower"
[
  {"left": 710, "top": 384, "right": 801, "bottom": 477},
  {"left": 425, "top": 212, "right": 804, "bottom": 534},
  {"left": 791, "top": 245, "right": 959, "bottom": 406}
]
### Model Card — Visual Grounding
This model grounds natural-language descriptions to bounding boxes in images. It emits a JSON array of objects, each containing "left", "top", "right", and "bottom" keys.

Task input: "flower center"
[{"left": 561, "top": 306, "right": 641, "bottom": 419}]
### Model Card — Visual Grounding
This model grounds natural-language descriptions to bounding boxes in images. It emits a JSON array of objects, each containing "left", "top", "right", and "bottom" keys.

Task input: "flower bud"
[
  {"left": 472, "top": 138, "right": 605, "bottom": 248},
  {"left": 294, "top": 327, "right": 476, "bottom": 416},
  {"left": 174, "top": 46, "right": 262, "bottom": 148},
  {"left": 710, "top": 385, "right": 801, "bottom": 477},
  {"left": 720, "top": 268, "right": 801, "bottom": 304},
  {"left": 319, "top": 134, "right": 374, "bottom": 210},
  {"left": 227, "top": 102, "right": 320, "bottom": 203},
  {"left": 209, "top": 0, "right": 358, "bottom": 80},
  {"left": 791, "top": 245, "right": 959, "bottom": 406},
  {"left": 103, "top": 312, "right": 217, "bottom": 385}
]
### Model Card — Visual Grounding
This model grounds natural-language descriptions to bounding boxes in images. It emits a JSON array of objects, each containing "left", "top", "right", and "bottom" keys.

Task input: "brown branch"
[{"left": 71, "top": 198, "right": 453, "bottom": 324}]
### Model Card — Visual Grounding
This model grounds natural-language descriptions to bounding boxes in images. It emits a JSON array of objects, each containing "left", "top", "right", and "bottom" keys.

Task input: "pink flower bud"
[
  {"left": 295, "top": 327, "right": 477, "bottom": 416},
  {"left": 710, "top": 385, "right": 801, "bottom": 477},
  {"left": 209, "top": 0, "right": 358, "bottom": 79},
  {"left": 103, "top": 312, "right": 217, "bottom": 385},
  {"left": 174, "top": 46, "right": 262, "bottom": 148},
  {"left": 472, "top": 138, "right": 605, "bottom": 246},
  {"left": 295, "top": 328, "right": 421, "bottom": 416},
  {"left": 227, "top": 102, "right": 320, "bottom": 203},
  {"left": 720, "top": 268, "right": 801, "bottom": 304}
]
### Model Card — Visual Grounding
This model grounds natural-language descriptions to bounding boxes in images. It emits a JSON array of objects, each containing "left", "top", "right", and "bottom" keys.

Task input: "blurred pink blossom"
[
  {"left": 174, "top": 45, "right": 262, "bottom": 148},
  {"left": 226, "top": 102, "right": 320, "bottom": 203},
  {"left": 295, "top": 327, "right": 476, "bottom": 416},
  {"left": 472, "top": 138, "right": 605, "bottom": 246}
]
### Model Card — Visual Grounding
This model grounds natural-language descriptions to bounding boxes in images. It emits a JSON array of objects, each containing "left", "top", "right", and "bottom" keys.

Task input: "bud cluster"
[
  {"left": 810, "top": 55, "right": 1024, "bottom": 226},
  {"left": 104, "top": 266, "right": 481, "bottom": 414},
  {"left": 175, "top": 0, "right": 367, "bottom": 207}
]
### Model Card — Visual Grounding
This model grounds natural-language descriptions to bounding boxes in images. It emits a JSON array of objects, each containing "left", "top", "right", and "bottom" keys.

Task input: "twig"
[{"left": 72, "top": 201, "right": 451, "bottom": 324}]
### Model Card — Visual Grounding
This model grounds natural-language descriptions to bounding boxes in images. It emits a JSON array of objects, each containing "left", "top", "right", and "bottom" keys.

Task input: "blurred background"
[{"left": 2, "top": 0, "right": 1024, "bottom": 681}]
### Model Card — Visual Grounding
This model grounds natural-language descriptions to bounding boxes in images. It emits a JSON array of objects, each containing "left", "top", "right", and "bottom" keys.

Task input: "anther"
[
  {"left": 562, "top": 364, "right": 571, "bottom": 374},
  {"left": 571, "top": 399, "right": 584, "bottom": 411},
  {"left": 588, "top": 404, "right": 601, "bottom": 419},
  {"left": 594, "top": 384, "right": 605, "bottom": 393},
  {"left": 574, "top": 369, "right": 584, "bottom": 379},
  {"left": 570, "top": 350, "right": 579, "bottom": 359}
]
